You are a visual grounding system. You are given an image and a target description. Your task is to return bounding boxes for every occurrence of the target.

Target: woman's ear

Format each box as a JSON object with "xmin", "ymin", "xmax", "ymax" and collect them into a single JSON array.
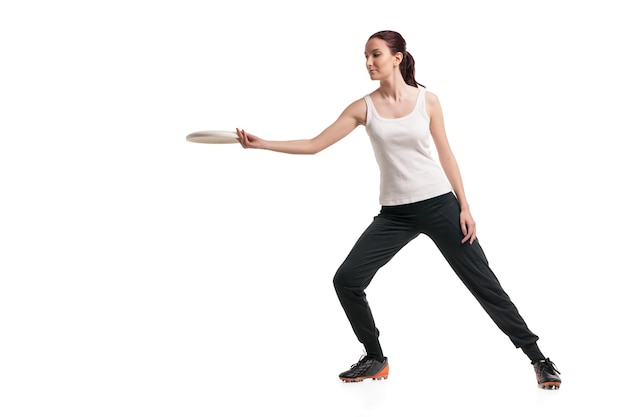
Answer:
[{"xmin": 394, "ymin": 52, "xmax": 403, "ymax": 66}]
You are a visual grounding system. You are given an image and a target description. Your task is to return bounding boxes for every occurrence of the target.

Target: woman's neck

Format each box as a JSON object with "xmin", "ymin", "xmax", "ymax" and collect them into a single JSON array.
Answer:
[{"xmin": 378, "ymin": 78, "xmax": 413, "ymax": 101}]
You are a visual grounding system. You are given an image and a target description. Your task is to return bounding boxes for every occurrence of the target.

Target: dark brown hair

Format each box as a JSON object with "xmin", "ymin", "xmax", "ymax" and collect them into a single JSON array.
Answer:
[{"xmin": 369, "ymin": 30, "xmax": 426, "ymax": 88}]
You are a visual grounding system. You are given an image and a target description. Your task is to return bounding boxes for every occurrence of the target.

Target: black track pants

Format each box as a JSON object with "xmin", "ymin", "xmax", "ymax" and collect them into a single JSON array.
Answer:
[{"xmin": 333, "ymin": 192, "xmax": 539, "ymax": 358}]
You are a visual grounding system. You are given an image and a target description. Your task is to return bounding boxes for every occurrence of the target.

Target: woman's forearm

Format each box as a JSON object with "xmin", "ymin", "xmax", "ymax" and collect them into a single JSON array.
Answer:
[
  {"xmin": 440, "ymin": 155, "xmax": 470, "ymax": 210},
  {"xmin": 261, "ymin": 139, "xmax": 319, "ymax": 155}
]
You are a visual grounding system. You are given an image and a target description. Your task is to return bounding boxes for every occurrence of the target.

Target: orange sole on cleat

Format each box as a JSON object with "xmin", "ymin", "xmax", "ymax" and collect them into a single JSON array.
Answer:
[
  {"xmin": 538, "ymin": 381, "xmax": 561, "ymax": 390},
  {"xmin": 339, "ymin": 364, "xmax": 389, "ymax": 383}
]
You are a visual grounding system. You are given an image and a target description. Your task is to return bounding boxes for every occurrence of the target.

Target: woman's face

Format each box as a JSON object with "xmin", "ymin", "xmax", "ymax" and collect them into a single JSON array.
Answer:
[{"xmin": 364, "ymin": 38, "xmax": 401, "ymax": 81}]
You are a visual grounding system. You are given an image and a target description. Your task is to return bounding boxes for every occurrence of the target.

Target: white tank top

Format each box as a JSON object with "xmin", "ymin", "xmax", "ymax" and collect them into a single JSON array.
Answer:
[{"xmin": 364, "ymin": 89, "xmax": 452, "ymax": 206}]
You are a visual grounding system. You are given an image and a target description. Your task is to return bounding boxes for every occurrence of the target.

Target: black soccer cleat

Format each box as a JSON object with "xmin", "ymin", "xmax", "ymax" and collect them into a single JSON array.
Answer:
[
  {"xmin": 339, "ymin": 355, "xmax": 389, "ymax": 382},
  {"xmin": 533, "ymin": 358, "xmax": 561, "ymax": 390}
]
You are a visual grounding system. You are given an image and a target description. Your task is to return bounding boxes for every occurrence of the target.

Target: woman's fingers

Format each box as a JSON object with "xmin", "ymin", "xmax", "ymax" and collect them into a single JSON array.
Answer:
[
  {"xmin": 460, "ymin": 213, "xmax": 476, "ymax": 245},
  {"xmin": 235, "ymin": 128, "xmax": 248, "ymax": 148},
  {"xmin": 461, "ymin": 223, "xmax": 476, "ymax": 245}
]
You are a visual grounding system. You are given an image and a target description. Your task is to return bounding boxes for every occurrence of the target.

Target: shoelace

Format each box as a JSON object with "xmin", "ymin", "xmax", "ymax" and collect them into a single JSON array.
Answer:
[
  {"xmin": 539, "ymin": 358, "xmax": 560, "ymax": 375},
  {"xmin": 350, "ymin": 355, "xmax": 374, "ymax": 373}
]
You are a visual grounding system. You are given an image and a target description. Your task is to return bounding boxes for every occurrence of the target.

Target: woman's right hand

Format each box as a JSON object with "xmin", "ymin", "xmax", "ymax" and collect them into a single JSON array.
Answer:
[{"xmin": 235, "ymin": 128, "xmax": 265, "ymax": 149}]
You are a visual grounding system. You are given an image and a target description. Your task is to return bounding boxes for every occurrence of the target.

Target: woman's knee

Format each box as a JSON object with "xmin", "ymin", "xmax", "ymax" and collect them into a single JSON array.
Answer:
[
  {"xmin": 333, "ymin": 266, "xmax": 349, "ymax": 291},
  {"xmin": 333, "ymin": 265, "xmax": 368, "ymax": 293}
]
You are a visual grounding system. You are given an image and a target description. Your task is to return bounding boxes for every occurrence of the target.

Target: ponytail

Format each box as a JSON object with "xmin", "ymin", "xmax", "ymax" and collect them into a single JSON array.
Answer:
[{"xmin": 401, "ymin": 51, "xmax": 426, "ymax": 88}]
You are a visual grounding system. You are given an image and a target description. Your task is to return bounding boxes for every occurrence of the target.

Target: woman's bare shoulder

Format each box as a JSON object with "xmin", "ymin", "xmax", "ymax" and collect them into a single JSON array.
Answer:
[
  {"xmin": 424, "ymin": 89, "xmax": 443, "ymax": 117},
  {"xmin": 424, "ymin": 89, "xmax": 440, "ymax": 103},
  {"xmin": 342, "ymin": 96, "xmax": 368, "ymax": 125}
]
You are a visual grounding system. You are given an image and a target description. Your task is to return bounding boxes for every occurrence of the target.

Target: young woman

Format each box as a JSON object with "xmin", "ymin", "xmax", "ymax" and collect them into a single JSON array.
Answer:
[{"xmin": 235, "ymin": 30, "xmax": 561, "ymax": 390}]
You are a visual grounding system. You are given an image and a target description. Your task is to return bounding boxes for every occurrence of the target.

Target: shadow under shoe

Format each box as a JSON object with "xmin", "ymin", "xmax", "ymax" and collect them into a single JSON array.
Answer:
[
  {"xmin": 339, "ymin": 356, "xmax": 389, "ymax": 383},
  {"xmin": 533, "ymin": 358, "xmax": 561, "ymax": 390}
]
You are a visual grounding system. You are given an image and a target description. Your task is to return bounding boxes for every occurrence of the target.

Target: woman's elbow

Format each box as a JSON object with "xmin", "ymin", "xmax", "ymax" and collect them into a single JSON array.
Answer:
[{"xmin": 307, "ymin": 138, "xmax": 326, "ymax": 155}]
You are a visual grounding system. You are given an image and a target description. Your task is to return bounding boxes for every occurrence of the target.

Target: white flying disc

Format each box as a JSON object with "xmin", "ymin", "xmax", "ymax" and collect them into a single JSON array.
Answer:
[{"xmin": 186, "ymin": 130, "xmax": 239, "ymax": 144}]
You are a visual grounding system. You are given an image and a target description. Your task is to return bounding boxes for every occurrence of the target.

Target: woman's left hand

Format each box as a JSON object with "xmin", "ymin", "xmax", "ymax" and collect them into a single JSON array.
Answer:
[{"xmin": 460, "ymin": 209, "xmax": 477, "ymax": 245}]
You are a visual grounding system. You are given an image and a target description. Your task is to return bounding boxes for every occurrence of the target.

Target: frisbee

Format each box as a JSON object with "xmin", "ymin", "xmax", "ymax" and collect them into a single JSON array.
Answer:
[{"xmin": 186, "ymin": 130, "xmax": 239, "ymax": 144}]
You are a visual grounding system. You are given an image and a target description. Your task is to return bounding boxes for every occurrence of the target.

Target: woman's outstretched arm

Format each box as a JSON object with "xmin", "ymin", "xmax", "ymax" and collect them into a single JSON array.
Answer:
[{"xmin": 235, "ymin": 98, "xmax": 366, "ymax": 155}]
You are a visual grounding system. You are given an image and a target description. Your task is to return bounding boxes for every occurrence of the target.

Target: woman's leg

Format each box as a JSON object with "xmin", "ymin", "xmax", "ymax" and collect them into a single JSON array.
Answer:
[
  {"xmin": 421, "ymin": 193, "xmax": 541, "ymax": 351},
  {"xmin": 333, "ymin": 212, "xmax": 419, "ymax": 359}
]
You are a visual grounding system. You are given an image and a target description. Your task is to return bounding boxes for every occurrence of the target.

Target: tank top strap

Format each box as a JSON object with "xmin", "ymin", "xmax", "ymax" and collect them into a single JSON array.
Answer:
[
  {"xmin": 363, "ymin": 94, "xmax": 374, "ymax": 122},
  {"xmin": 363, "ymin": 94, "xmax": 374, "ymax": 109},
  {"xmin": 416, "ymin": 88, "xmax": 428, "ymax": 119}
]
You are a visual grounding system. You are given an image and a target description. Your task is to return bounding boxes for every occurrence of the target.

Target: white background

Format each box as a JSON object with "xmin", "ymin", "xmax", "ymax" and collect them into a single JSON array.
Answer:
[{"xmin": 1, "ymin": 1, "xmax": 625, "ymax": 416}]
